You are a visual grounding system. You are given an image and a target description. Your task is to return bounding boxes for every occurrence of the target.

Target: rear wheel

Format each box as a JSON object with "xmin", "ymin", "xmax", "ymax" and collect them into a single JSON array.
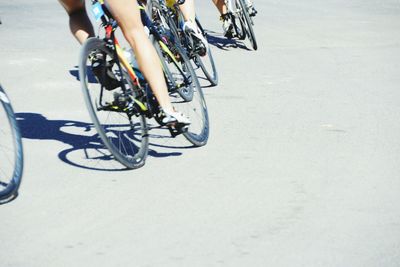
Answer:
[
  {"xmin": 148, "ymin": 1, "xmax": 218, "ymax": 87},
  {"xmin": 231, "ymin": 11, "xmax": 246, "ymax": 40},
  {"xmin": 152, "ymin": 37, "xmax": 209, "ymax": 146},
  {"xmin": 0, "ymin": 85, "xmax": 23, "ymax": 200},
  {"xmin": 236, "ymin": 0, "xmax": 258, "ymax": 50},
  {"xmin": 194, "ymin": 16, "xmax": 218, "ymax": 86},
  {"xmin": 149, "ymin": 0, "xmax": 194, "ymax": 101},
  {"xmin": 79, "ymin": 38, "xmax": 149, "ymax": 169}
]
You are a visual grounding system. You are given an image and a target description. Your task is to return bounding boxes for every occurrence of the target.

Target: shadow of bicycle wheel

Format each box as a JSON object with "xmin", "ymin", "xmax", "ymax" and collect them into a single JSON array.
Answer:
[
  {"xmin": 203, "ymin": 30, "xmax": 250, "ymax": 51},
  {"xmin": 16, "ymin": 112, "xmax": 190, "ymax": 172}
]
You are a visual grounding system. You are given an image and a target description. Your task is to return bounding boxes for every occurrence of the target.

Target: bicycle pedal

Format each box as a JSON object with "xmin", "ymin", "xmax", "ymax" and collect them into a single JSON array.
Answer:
[
  {"xmin": 90, "ymin": 54, "xmax": 120, "ymax": 91},
  {"xmin": 193, "ymin": 41, "xmax": 207, "ymax": 57},
  {"xmin": 167, "ymin": 123, "xmax": 188, "ymax": 138},
  {"xmin": 249, "ymin": 7, "xmax": 258, "ymax": 17},
  {"xmin": 224, "ymin": 30, "xmax": 234, "ymax": 39},
  {"xmin": 189, "ymin": 33, "xmax": 207, "ymax": 57}
]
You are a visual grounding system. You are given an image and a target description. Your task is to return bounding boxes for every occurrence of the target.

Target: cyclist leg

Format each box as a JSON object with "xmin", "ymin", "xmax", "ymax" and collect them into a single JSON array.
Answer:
[
  {"xmin": 59, "ymin": 0, "xmax": 94, "ymax": 44},
  {"xmin": 106, "ymin": 0, "xmax": 189, "ymax": 124},
  {"xmin": 59, "ymin": 1, "xmax": 120, "ymax": 90},
  {"xmin": 180, "ymin": 0, "xmax": 208, "ymax": 50},
  {"xmin": 212, "ymin": 0, "xmax": 227, "ymax": 15},
  {"xmin": 180, "ymin": 0, "xmax": 195, "ymax": 22},
  {"xmin": 212, "ymin": 0, "xmax": 233, "ymax": 38}
]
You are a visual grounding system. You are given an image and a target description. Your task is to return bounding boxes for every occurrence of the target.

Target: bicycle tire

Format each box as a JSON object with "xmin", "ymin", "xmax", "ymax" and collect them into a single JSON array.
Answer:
[
  {"xmin": 194, "ymin": 16, "xmax": 219, "ymax": 86},
  {"xmin": 152, "ymin": 34, "xmax": 209, "ymax": 146},
  {"xmin": 79, "ymin": 38, "xmax": 149, "ymax": 169},
  {"xmin": 237, "ymin": 0, "xmax": 258, "ymax": 50},
  {"xmin": 147, "ymin": 0, "xmax": 193, "ymax": 102},
  {"xmin": 230, "ymin": 7, "xmax": 246, "ymax": 40},
  {"xmin": 148, "ymin": 1, "xmax": 218, "ymax": 87},
  {"xmin": 0, "ymin": 85, "xmax": 23, "ymax": 200}
]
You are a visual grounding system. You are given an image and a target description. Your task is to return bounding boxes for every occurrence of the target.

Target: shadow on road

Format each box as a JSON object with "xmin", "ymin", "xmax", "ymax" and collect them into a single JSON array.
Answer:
[
  {"xmin": 16, "ymin": 112, "xmax": 187, "ymax": 171},
  {"xmin": 205, "ymin": 30, "xmax": 250, "ymax": 51}
]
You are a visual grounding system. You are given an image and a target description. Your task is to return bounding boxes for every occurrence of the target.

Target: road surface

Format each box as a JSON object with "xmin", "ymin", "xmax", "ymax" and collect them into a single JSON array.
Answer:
[{"xmin": 1, "ymin": 1, "xmax": 400, "ymax": 266}]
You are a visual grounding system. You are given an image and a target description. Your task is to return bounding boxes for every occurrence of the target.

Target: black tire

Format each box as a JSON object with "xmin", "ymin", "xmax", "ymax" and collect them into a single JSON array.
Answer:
[
  {"xmin": 147, "ymin": 0, "xmax": 192, "ymax": 102},
  {"xmin": 194, "ymin": 16, "xmax": 219, "ymax": 86},
  {"xmin": 0, "ymin": 85, "xmax": 23, "ymax": 200},
  {"xmin": 236, "ymin": 0, "xmax": 258, "ymax": 50},
  {"xmin": 79, "ymin": 38, "xmax": 149, "ymax": 169},
  {"xmin": 148, "ymin": 1, "xmax": 218, "ymax": 87},
  {"xmin": 231, "ymin": 10, "xmax": 246, "ymax": 40},
  {"xmin": 152, "ymin": 34, "xmax": 209, "ymax": 146},
  {"xmin": 149, "ymin": 0, "xmax": 195, "ymax": 102}
]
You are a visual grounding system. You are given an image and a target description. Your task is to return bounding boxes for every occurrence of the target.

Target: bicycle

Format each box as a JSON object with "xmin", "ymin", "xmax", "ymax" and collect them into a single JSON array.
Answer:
[
  {"xmin": 79, "ymin": 0, "xmax": 209, "ymax": 169},
  {"xmin": 223, "ymin": 0, "xmax": 257, "ymax": 50},
  {"xmin": 0, "ymin": 84, "xmax": 24, "ymax": 200},
  {"xmin": 147, "ymin": 0, "xmax": 219, "ymax": 86}
]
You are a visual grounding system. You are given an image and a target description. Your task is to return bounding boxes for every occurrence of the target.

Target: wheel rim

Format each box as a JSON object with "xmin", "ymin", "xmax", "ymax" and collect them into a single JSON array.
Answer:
[
  {"xmin": 237, "ymin": 0, "xmax": 258, "ymax": 50},
  {"xmin": 154, "ymin": 38, "xmax": 209, "ymax": 146},
  {"xmin": 80, "ymin": 39, "xmax": 149, "ymax": 169},
  {"xmin": 194, "ymin": 18, "xmax": 218, "ymax": 86},
  {"xmin": 0, "ymin": 86, "xmax": 23, "ymax": 198}
]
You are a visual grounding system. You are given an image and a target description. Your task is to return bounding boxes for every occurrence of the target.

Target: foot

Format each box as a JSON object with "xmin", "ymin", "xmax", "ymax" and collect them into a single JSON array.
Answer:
[
  {"xmin": 248, "ymin": 5, "xmax": 258, "ymax": 17},
  {"xmin": 162, "ymin": 109, "xmax": 191, "ymax": 126},
  {"xmin": 90, "ymin": 52, "xmax": 120, "ymax": 91},
  {"xmin": 220, "ymin": 14, "xmax": 234, "ymax": 39},
  {"xmin": 183, "ymin": 20, "xmax": 208, "ymax": 56}
]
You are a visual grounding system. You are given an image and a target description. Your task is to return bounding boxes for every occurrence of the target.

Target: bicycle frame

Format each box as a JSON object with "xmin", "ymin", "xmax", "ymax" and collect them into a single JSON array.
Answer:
[
  {"xmin": 91, "ymin": 0, "xmax": 188, "ymax": 95},
  {"xmin": 150, "ymin": 1, "xmax": 199, "ymax": 58},
  {"xmin": 92, "ymin": 0, "xmax": 142, "ymax": 89},
  {"xmin": 81, "ymin": 0, "xmax": 209, "ymax": 164}
]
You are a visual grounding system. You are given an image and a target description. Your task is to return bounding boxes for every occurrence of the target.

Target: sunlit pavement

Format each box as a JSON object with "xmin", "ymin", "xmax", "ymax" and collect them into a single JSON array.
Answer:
[{"xmin": 1, "ymin": 1, "xmax": 400, "ymax": 266}]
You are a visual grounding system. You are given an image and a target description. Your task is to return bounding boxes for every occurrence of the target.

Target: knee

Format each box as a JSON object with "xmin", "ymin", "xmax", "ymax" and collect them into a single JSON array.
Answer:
[{"xmin": 123, "ymin": 27, "xmax": 148, "ymax": 46}]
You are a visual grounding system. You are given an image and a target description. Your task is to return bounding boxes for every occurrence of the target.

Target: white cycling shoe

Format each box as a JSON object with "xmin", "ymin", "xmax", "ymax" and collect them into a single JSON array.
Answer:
[
  {"xmin": 183, "ymin": 20, "xmax": 208, "ymax": 52},
  {"xmin": 162, "ymin": 109, "xmax": 191, "ymax": 126}
]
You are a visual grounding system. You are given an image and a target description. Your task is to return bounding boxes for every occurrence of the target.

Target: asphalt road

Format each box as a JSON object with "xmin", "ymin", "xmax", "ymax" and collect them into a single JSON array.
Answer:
[{"xmin": 1, "ymin": 1, "xmax": 400, "ymax": 266}]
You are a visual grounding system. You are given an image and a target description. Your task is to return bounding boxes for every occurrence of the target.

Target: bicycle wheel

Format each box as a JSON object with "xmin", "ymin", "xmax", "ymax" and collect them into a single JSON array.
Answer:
[
  {"xmin": 148, "ymin": 1, "xmax": 218, "ymax": 87},
  {"xmin": 236, "ymin": 0, "xmax": 258, "ymax": 50},
  {"xmin": 152, "ymin": 36, "xmax": 209, "ymax": 146},
  {"xmin": 230, "ymin": 9, "xmax": 246, "ymax": 40},
  {"xmin": 79, "ymin": 38, "xmax": 149, "ymax": 169},
  {"xmin": 0, "ymin": 85, "xmax": 23, "ymax": 200},
  {"xmin": 148, "ymin": 0, "xmax": 193, "ymax": 102},
  {"xmin": 194, "ymin": 16, "xmax": 218, "ymax": 86}
]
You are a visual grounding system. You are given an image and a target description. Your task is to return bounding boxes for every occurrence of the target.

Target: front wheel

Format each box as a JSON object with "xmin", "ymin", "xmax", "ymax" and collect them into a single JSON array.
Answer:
[
  {"xmin": 79, "ymin": 38, "xmax": 149, "ymax": 169},
  {"xmin": 153, "ymin": 37, "xmax": 209, "ymax": 146},
  {"xmin": 0, "ymin": 85, "xmax": 23, "ymax": 200}
]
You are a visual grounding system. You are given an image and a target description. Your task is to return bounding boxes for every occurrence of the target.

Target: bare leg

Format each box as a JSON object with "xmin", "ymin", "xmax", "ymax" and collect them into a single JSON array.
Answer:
[
  {"xmin": 180, "ymin": 0, "xmax": 196, "ymax": 22},
  {"xmin": 106, "ymin": 0, "xmax": 174, "ymax": 112},
  {"xmin": 59, "ymin": 0, "xmax": 94, "ymax": 44},
  {"xmin": 178, "ymin": 0, "xmax": 208, "ymax": 56},
  {"xmin": 212, "ymin": 0, "xmax": 227, "ymax": 15}
]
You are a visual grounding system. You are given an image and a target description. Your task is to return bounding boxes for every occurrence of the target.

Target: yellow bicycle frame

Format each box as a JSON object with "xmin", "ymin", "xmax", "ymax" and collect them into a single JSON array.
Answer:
[{"xmin": 110, "ymin": 1, "xmax": 183, "ymax": 104}]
